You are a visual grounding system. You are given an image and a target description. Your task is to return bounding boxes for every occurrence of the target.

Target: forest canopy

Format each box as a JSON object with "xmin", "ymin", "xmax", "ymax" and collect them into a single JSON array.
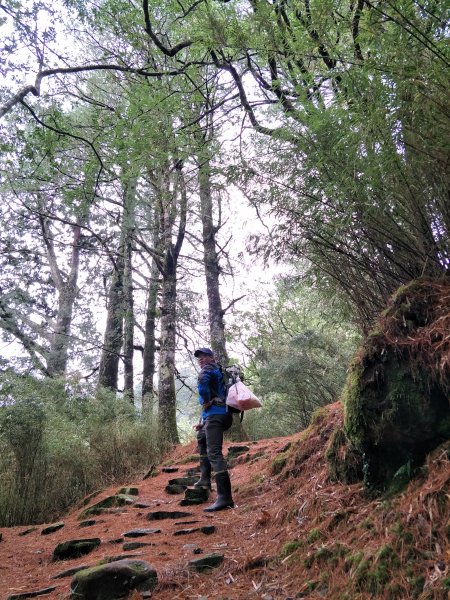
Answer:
[{"xmin": 0, "ymin": 0, "xmax": 448, "ymax": 442}]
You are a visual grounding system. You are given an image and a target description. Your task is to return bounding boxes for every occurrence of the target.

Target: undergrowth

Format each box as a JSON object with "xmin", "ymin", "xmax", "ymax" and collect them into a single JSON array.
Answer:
[{"xmin": 0, "ymin": 372, "xmax": 164, "ymax": 526}]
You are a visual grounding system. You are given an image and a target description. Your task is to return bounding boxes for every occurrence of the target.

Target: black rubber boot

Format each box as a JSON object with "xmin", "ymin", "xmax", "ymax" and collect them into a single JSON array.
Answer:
[
  {"xmin": 194, "ymin": 457, "xmax": 212, "ymax": 490},
  {"xmin": 204, "ymin": 471, "xmax": 234, "ymax": 512}
]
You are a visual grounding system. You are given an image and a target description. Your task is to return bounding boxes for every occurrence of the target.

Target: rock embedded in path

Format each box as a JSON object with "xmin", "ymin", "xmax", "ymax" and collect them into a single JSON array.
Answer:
[
  {"xmin": 79, "ymin": 495, "xmax": 135, "ymax": 518},
  {"xmin": 70, "ymin": 558, "xmax": 157, "ymax": 599},
  {"xmin": 79, "ymin": 520, "xmax": 97, "ymax": 528},
  {"xmin": 227, "ymin": 445, "xmax": 250, "ymax": 458},
  {"xmin": 53, "ymin": 538, "xmax": 101, "ymax": 560},
  {"xmin": 188, "ymin": 553, "xmax": 224, "ymax": 572},
  {"xmin": 7, "ymin": 586, "xmax": 57, "ymax": 599},
  {"xmin": 161, "ymin": 467, "xmax": 179, "ymax": 473},
  {"xmin": 180, "ymin": 487, "xmax": 209, "ymax": 506},
  {"xmin": 41, "ymin": 522, "xmax": 64, "ymax": 535},
  {"xmin": 122, "ymin": 541, "xmax": 155, "ymax": 551},
  {"xmin": 146, "ymin": 510, "xmax": 192, "ymax": 520},
  {"xmin": 53, "ymin": 565, "xmax": 90, "ymax": 579},
  {"xmin": 165, "ymin": 483, "xmax": 186, "ymax": 495},
  {"xmin": 168, "ymin": 476, "xmax": 198, "ymax": 487},
  {"xmin": 174, "ymin": 525, "xmax": 215, "ymax": 536},
  {"xmin": 122, "ymin": 528, "xmax": 161, "ymax": 538},
  {"xmin": 18, "ymin": 527, "xmax": 37, "ymax": 536},
  {"xmin": 116, "ymin": 487, "xmax": 138, "ymax": 496}
]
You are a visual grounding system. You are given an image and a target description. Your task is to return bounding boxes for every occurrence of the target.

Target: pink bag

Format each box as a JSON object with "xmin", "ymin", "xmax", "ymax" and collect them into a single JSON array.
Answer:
[{"xmin": 226, "ymin": 380, "xmax": 262, "ymax": 412}]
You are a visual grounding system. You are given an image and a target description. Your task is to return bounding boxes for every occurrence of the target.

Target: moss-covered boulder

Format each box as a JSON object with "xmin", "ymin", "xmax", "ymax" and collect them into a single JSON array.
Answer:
[
  {"xmin": 70, "ymin": 559, "xmax": 157, "ymax": 599},
  {"xmin": 337, "ymin": 279, "xmax": 450, "ymax": 492},
  {"xmin": 53, "ymin": 538, "xmax": 101, "ymax": 560}
]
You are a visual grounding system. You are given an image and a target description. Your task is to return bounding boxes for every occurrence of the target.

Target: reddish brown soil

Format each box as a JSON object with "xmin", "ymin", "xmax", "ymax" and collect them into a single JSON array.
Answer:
[{"xmin": 1, "ymin": 402, "xmax": 449, "ymax": 600}]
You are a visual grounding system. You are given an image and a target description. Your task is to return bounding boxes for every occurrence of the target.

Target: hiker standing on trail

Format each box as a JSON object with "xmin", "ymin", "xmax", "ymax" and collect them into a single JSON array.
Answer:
[{"xmin": 193, "ymin": 347, "xmax": 234, "ymax": 511}]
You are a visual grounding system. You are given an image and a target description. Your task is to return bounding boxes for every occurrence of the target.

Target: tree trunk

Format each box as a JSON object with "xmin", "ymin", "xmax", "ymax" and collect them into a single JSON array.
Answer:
[
  {"xmin": 156, "ymin": 162, "xmax": 187, "ymax": 445},
  {"xmin": 142, "ymin": 257, "xmax": 160, "ymax": 411},
  {"xmin": 198, "ymin": 155, "xmax": 228, "ymax": 366},
  {"xmin": 123, "ymin": 236, "xmax": 134, "ymax": 402},
  {"xmin": 98, "ymin": 177, "xmax": 136, "ymax": 392},
  {"xmin": 197, "ymin": 143, "xmax": 248, "ymax": 441},
  {"xmin": 41, "ymin": 218, "xmax": 82, "ymax": 377}
]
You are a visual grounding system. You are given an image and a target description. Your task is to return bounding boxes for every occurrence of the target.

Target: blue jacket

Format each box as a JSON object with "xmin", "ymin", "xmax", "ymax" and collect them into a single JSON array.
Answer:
[{"xmin": 198, "ymin": 362, "xmax": 228, "ymax": 419}]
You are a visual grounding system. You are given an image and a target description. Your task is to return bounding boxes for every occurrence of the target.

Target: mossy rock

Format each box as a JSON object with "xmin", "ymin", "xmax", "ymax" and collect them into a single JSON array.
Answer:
[
  {"xmin": 70, "ymin": 558, "xmax": 157, "ymax": 599},
  {"xmin": 116, "ymin": 487, "xmax": 138, "ymax": 496},
  {"xmin": 79, "ymin": 495, "xmax": 135, "ymax": 519},
  {"xmin": 53, "ymin": 538, "xmax": 101, "ymax": 560},
  {"xmin": 342, "ymin": 280, "xmax": 450, "ymax": 492},
  {"xmin": 188, "ymin": 553, "xmax": 224, "ymax": 572},
  {"xmin": 42, "ymin": 522, "xmax": 65, "ymax": 535},
  {"xmin": 168, "ymin": 476, "xmax": 197, "ymax": 487},
  {"xmin": 326, "ymin": 428, "xmax": 363, "ymax": 484}
]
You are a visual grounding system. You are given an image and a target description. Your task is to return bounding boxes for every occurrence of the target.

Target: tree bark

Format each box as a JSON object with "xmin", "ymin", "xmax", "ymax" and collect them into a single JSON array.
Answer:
[
  {"xmin": 157, "ymin": 163, "xmax": 187, "ymax": 445},
  {"xmin": 123, "ymin": 236, "xmax": 134, "ymax": 402},
  {"xmin": 142, "ymin": 257, "xmax": 161, "ymax": 411},
  {"xmin": 40, "ymin": 217, "xmax": 82, "ymax": 377},
  {"xmin": 197, "ymin": 135, "xmax": 248, "ymax": 441},
  {"xmin": 98, "ymin": 177, "xmax": 136, "ymax": 392}
]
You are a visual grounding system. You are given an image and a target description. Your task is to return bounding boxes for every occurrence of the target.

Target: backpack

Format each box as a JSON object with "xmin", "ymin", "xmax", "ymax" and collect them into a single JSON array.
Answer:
[{"xmin": 223, "ymin": 365, "xmax": 262, "ymax": 418}]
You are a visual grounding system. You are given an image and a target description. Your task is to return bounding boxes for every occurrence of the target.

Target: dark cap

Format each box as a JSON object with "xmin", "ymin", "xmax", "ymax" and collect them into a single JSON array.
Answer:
[{"xmin": 194, "ymin": 347, "xmax": 214, "ymax": 357}]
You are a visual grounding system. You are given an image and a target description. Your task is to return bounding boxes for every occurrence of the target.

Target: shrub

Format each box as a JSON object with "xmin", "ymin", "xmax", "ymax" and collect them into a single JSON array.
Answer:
[{"xmin": 0, "ymin": 373, "xmax": 163, "ymax": 526}]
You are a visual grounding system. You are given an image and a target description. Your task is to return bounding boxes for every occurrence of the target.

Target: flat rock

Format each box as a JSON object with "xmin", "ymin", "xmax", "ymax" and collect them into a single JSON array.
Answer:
[
  {"xmin": 79, "ymin": 520, "xmax": 97, "ymax": 528},
  {"xmin": 53, "ymin": 565, "xmax": 90, "ymax": 579},
  {"xmin": 116, "ymin": 487, "xmax": 139, "ymax": 496},
  {"xmin": 79, "ymin": 495, "xmax": 135, "ymax": 518},
  {"xmin": 227, "ymin": 445, "xmax": 250, "ymax": 457},
  {"xmin": 53, "ymin": 538, "xmax": 101, "ymax": 560},
  {"xmin": 41, "ymin": 522, "xmax": 64, "ymax": 535},
  {"xmin": 188, "ymin": 553, "xmax": 224, "ymax": 572},
  {"xmin": 161, "ymin": 467, "xmax": 179, "ymax": 473},
  {"xmin": 122, "ymin": 542, "xmax": 155, "ymax": 551},
  {"xmin": 18, "ymin": 527, "xmax": 37, "ymax": 536},
  {"xmin": 70, "ymin": 558, "xmax": 157, "ymax": 599},
  {"xmin": 168, "ymin": 476, "xmax": 197, "ymax": 486},
  {"xmin": 185, "ymin": 487, "xmax": 209, "ymax": 501},
  {"xmin": 122, "ymin": 528, "xmax": 161, "ymax": 538},
  {"xmin": 174, "ymin": 525, "xmax": 215, "ymax": 536},
  {"xmin": 165, "ymin": 483, "xmax": 186, "ymax": 494},
  {"xmin": 7, "ymin": 587, "xmax": 56, "ymax": 599},
  {"xmin": 146, "ymin": 510, "xmax": 192, "ymax": 520}
]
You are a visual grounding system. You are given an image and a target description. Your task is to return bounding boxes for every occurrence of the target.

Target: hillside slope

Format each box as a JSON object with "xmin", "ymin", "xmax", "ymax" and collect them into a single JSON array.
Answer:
[{"xmin": 1, "ymin": 402, "xmax": 449, "ymax": 600}]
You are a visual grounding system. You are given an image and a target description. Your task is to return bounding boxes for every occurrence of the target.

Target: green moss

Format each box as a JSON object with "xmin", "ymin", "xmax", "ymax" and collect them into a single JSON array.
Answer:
[
  {"xmin": 361, "ymin": 518, "xmax": 374, "ymax": 530},
  {"xmin": 409, "ymin": 575, "xmax": 425, "ymax": 597},
  {"xmin": 353, "ymin": 545, "xmax": 399, "ymax": 594},
  {"xmin": 326, "ymin": 428, "xmax": 363, "ymax": 484},
  {"xmin": 278, "ymin": 540, "xmax": 302, "ymax": 559},
  {"xmin": 176, "ymin": 454, "xmax": 200, "ymax": 464},
  {"xmin": 307, "ymin": 528, "xmax": 321, "ymax": 543},
  {"xmin": 303, "ymin": 543, "xmax": 348, "ymax": 569},
  {"xmin": 391, "ymin": 522, "xmax": 414, "ymax": 544},
  {"xmin": 442, "ymin": 576, "xmax": 450, "ymax": 590},
  {"xmin": 344, "ymin": 551, "xmax": 364, "ymax": 572},
  {"xmin": 270, "ymin": 452, "xmax": 288, "ymax": 475},
  {"xmin": 376, "ymin": 544, "xmax": 399, "ymax": 567},
  {"xmin": 250, "ymin": 473, "xmax": 266, "ymax": 485}
]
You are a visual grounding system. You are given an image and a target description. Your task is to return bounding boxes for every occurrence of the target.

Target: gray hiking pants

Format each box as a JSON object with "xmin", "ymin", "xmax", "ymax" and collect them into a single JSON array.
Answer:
[{"xmin": 197, "ymin": 412, "xmax": 233, "ymax": 474}]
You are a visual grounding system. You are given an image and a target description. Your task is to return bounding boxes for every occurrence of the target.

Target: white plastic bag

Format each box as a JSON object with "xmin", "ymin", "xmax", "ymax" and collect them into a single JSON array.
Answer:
[{"xmin": 226, "ymin": 380, "xmax": 262, "ymax": 411}]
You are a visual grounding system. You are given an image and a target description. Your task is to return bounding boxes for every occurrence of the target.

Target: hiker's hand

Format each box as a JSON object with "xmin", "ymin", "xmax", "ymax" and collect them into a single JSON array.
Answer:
[{"xmin": 193, "ymin": 424, "xmax": 202, "ymax": 431}]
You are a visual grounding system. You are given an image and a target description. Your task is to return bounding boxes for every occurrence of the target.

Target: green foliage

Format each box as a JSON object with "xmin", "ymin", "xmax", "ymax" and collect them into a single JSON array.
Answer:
[
  {"xmin": 240, "ymin": 276, "xmax": 359, "ymax": 439},
  {"xmin": 269, "ymin": 451, "xmax": 288, "ymax": 475},
  {"xmin": 0, "ymin": 373, "xmax": 162, "ymax": 526}
]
